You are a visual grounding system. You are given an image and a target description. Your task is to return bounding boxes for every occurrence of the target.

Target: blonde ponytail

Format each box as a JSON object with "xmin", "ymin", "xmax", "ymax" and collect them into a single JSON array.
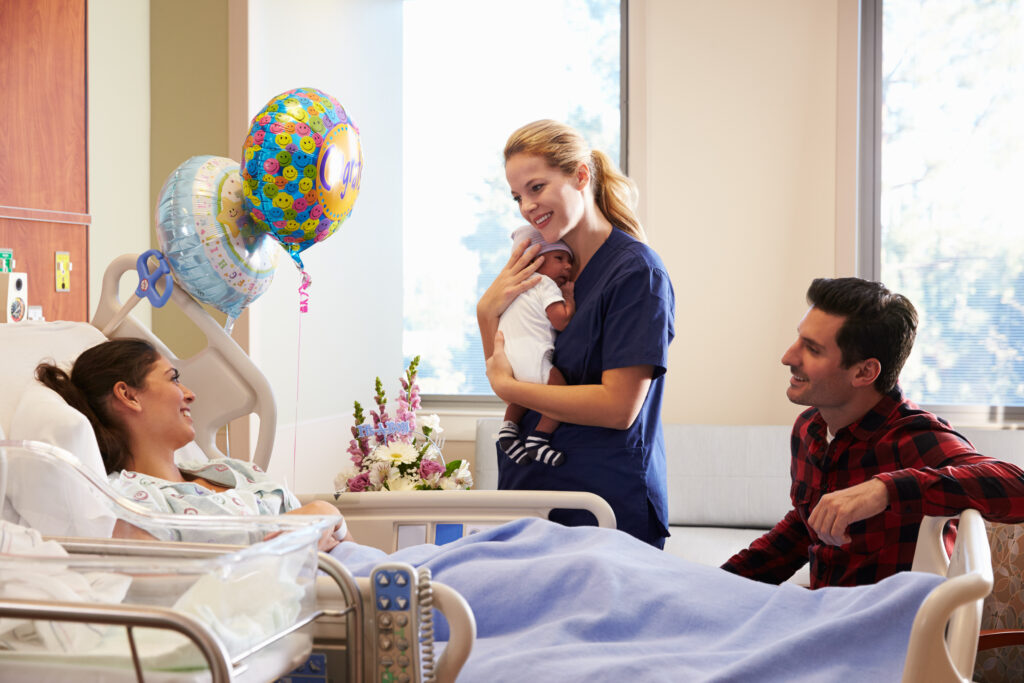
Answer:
[
  {"xmin": 505, "ymin": 120, "xmax": 645, "ymax": 241},
  {"xmin": 590, "ymin": 149, "xmax": 645, "ymax": 241}
]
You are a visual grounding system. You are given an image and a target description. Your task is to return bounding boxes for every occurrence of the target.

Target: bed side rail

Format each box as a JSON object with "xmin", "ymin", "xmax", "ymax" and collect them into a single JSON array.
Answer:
[
  {"xmin": 0, "ymin": 598, "xmax": 234, "ymax": 683},
  {"xmin": 902, "ymin": 508, "xmax": 993, "ymax": 683},
  {"xmin": 305, "ymin": 489, "xmax": 617, "ymax": 553}
]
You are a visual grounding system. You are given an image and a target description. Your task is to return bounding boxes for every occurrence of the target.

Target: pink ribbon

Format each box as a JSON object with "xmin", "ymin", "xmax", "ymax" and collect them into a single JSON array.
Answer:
[{"xmin": 298, "ymin": 270, "xmax": 312, "ymax": 313}]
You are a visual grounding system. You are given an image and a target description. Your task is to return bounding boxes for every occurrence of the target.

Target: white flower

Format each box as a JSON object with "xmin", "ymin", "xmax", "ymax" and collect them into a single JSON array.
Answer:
[
  {"xmin": 368, "ymin": 461, "xmax": 393, "ymax": 488},
  {"xmin": 386, "ymin": 476, "xmax": 418, "ymax": 492},
  {"xmin": 449, "ymin": 460, "xmax": 473, "ymax": 489},
  {"xmin": 370, "ymin": 442, "xmax": 419, "ymax": 467},
  {"xmin": 419, "ymin": 413, "xmax": 443, "ymax": 435}
]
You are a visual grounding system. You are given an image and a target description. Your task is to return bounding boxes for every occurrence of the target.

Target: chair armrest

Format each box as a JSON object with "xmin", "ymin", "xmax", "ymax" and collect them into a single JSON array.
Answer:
[{"xmin": 978, "ymin": 629, "xmax": 1024, "ymax": 652}]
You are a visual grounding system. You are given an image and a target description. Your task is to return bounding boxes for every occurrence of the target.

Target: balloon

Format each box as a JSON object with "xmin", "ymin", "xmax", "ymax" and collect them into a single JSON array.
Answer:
[
  {"xmin": 155, "ymin": 155, "xmax": 280, "ymax": 333},
  {"xmin": 240, "ymin": 87, "xmax": 363, "ymax": 270}
]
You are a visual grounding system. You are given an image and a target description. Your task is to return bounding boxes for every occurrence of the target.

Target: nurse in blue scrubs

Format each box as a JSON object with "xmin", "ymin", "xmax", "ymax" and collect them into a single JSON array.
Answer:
[{"xmin": 478, "ymin": 120, "xmax": 675, "ymax": 548}]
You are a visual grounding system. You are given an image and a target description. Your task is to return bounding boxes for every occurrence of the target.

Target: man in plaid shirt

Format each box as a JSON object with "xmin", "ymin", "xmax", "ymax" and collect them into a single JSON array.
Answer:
[{"xmin": 722, "ymin": 277, "xmax": 1024, "ymax": 588}]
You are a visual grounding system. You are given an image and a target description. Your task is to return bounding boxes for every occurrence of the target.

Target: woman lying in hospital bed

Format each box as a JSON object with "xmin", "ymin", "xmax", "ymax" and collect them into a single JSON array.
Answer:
[
  {"xmin": 35, "ymin": 337, "xmax": 351, "ymax": 549},
  {"xmin": 25, "ymin": 335, "xmax": 986, "ymax": 682}
]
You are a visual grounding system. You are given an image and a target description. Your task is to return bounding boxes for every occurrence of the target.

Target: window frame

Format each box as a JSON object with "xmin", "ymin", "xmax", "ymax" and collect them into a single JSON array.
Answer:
[
  {"xmin": 857, "ymin": 0, "xmax": 1024, "ymax": 426},
  {"xmin": 415, "ymin": 0, "xmax": 631, "ymax": 404}
]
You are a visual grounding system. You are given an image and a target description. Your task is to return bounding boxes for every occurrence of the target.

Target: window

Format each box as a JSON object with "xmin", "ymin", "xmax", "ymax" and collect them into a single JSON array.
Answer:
[
  {"xmin": 864, "ymin": 0, "xmax": 1024, "ymax": 414},
  {"xmin": 402, "ymin": 0, "xmax": 623, "ymax": 396}
]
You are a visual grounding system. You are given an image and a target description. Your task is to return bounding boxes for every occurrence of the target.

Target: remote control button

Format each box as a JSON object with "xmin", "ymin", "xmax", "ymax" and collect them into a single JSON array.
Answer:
[
  {"xmin": 398, "ymin": 655, "xmax": 410, "ymax": 667},
  {"xmin": 379, "ymin": 635, "xmax": 393, "ymax": 651},
  {"xmin": 377, "ymin": 596, "xmax": 391, "ymax": 609},
  {"xmin": 380, "ymin": 656, "xmax": 394, "ymax": 667},
  {"xmin": 377, "ymin": 573, "xmax": 391, "ymax": 586},
  {"xmin": 377, "ymin": 613, "xmax": 393, "ymax": 629},
  {"xmin": 396, "ymin": 614, "xmax": 408, "ymax": 627},
  {"xmin": 397, "ymin": 638, "xmax": 409, "ymax": 652},
  {"xmin": 395, "ymin": 572, "xmax": 408, "ymax": 586},
  {"xmin": 397, "ymin": 674, "xmax": 411, "ymax": 683},
  {"xmin": 396, "ymin": 597, "xmax": 408, "ymax": 609}
]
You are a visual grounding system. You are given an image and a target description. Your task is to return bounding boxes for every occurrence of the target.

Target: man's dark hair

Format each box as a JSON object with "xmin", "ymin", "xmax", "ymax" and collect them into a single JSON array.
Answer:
[{"xmin": 806, "ymin": 277, "xmax": 918, "ymax": 394}]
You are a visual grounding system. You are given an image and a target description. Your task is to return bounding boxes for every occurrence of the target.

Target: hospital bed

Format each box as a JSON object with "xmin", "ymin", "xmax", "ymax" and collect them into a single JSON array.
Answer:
[
  {"xmin": 0, "ymin": 253, "xmax": 1001, "ymax": 680},
  {"xmin": 0, "ymin": 254, "xmax": 609, "ymax": 681},
  {"xmin": 0, "ymin": 439, "xmax": 475, "ymax": 683}
]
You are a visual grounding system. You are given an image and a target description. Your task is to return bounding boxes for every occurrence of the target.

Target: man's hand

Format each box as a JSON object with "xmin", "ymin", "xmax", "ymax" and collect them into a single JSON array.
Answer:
[{"xmin": 808, "ymin": 478, "xmax": 890, "ymax": 546}]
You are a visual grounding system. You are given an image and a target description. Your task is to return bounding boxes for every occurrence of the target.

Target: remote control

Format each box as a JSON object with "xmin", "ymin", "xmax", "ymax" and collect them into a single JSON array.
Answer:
[{"xmin": 369, "ymin": 563, "xmax": 421, "ymax": 683}]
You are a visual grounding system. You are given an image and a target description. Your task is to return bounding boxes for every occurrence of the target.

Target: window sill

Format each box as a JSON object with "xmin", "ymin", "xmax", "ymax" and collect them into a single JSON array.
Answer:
[{"xmin": 420, "ymin": 397, "xmax": 505, "ymax": 441}]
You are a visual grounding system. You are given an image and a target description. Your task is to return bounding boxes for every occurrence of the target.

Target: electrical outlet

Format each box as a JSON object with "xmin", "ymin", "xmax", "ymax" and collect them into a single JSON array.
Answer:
[{"xmin": 55, "ymin": 251, "xmax": 72, "ymax": 292}]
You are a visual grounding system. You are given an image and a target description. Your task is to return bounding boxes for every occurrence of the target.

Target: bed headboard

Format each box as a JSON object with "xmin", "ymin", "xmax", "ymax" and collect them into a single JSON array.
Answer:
[
  {"xmin": 0, "ymin": 254, "xmax": 277, "ymax": 470},
  {"xmin": 90, "ymin": 254, "xmax": 277, "ymax": 468}
]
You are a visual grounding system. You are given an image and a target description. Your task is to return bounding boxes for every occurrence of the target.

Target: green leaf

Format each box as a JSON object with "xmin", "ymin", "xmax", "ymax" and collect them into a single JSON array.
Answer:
[{"xmin": 444, "ymin": 459, "xmax": 464, "ymax": 477}]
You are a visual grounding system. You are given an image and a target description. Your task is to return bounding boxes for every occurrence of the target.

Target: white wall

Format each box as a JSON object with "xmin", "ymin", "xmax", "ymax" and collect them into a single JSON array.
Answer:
[
  {"xmin": 632, "ymin": 0, "xmax": 850, "ymax": 426},
  {"xmin": 87, "ymin": 0, "xmax": 152, "ymax": 325},
  {"xmin": 245, "ymin": 0, "xmax": 404, "ymax": 492}
]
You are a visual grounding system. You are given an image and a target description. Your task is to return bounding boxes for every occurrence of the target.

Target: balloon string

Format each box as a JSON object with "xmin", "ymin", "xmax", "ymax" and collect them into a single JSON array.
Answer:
[
  {"xmin": 292, "ymin": 291, "xmax": 303, "ymax": 490},
  {"xmin": 298, "ymin": 270, "xmax": 312, "ymax": 313}
]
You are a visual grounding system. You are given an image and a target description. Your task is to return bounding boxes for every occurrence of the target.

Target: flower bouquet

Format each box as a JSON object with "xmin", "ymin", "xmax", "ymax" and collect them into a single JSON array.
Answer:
[{"xmin": 334, "ymin": 356, "xmax": 473, "ymax": 493}]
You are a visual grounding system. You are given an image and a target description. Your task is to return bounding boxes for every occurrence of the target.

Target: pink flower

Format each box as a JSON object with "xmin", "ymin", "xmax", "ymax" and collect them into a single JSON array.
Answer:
[
  {"xmin": 348, "ymin": 472, "xmax": 371, "ymax": 492},
  {"xmin": 419, "ymin": 459, "xmax": 444, "ymax": 480}
]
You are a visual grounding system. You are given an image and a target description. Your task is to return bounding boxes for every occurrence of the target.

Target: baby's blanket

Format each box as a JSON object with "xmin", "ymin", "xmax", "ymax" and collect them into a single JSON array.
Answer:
[
  {"xmin": 0, "ymin": 520, "xmax": 304, "ymax": 672},
  {"xmin": 333, "ymin": 517, "xmax": 946, "ymax": 682}
]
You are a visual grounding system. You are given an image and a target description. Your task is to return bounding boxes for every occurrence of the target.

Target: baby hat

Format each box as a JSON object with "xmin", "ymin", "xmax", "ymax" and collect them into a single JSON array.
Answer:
[{"xmin": 511, "ymin": 225, "xmax": 573, "ymax": 260}]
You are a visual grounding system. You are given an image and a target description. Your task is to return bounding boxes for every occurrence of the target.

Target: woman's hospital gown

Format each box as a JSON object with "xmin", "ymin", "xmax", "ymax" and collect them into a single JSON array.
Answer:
[{"xmin": 496, "ymin": 228, "xmax": 675, "ymax": 547}]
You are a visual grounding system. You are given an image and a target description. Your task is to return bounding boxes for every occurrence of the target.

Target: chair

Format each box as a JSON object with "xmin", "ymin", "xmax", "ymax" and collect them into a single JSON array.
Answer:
[{"xmin": 973, "ymin": 521, "xmax": 1024, "ymax": 682}]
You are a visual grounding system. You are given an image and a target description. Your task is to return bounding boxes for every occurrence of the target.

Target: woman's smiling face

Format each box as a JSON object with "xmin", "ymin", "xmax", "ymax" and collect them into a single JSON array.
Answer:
[
  {"xmin": 506, "ymin": 153, "xmax": 586, "ymax": 244},
  {"xmin": 135, "ymin": 355, "xmax": 196, "ymax": 449}
]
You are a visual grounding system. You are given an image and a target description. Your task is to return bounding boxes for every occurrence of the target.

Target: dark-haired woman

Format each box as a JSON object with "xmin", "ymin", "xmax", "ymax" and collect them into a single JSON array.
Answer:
[{"xmin": 36, "ymin": 338, "xmax": 349, "ymax": 548}]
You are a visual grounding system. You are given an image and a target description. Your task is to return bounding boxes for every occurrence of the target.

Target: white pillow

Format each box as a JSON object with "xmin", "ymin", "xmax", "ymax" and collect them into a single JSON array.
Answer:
[
  {"xmin": 0, "ymin": 321, "xmax": 108, "ymax": 436},
  {"xmin": 6, "ymin": 382, "xmax": 116, "ymax": 537}
]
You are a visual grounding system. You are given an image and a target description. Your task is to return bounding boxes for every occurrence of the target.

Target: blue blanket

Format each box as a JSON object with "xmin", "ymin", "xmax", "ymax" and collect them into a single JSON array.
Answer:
[{"xmin": 332, "ymin": 518, "xmax": 944, "ymax": 682}]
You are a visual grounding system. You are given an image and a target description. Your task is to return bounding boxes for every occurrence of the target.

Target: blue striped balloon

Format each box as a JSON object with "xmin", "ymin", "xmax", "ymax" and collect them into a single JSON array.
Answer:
[{"xmin": 155, "ymin": 155, "xmax": 280, "ymax": 333}]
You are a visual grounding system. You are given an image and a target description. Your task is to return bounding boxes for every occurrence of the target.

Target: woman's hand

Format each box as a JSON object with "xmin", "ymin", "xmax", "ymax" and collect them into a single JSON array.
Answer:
[
  {"xmin": 285, "ymin": 500, "xmax": 354, "ymax": 551},
  {"xmin": 486, "ymin": 331, "xmax": 517, "ymax": 401},
  {"xmin": 478, "ymin": 240, "xmax": 543, "ymax": 359}
]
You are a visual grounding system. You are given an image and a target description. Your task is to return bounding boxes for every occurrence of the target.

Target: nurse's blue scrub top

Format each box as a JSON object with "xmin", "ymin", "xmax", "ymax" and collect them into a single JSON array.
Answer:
[{"xmin": 497, "ymin": 228, "xmax": 675, "ymax": 547}]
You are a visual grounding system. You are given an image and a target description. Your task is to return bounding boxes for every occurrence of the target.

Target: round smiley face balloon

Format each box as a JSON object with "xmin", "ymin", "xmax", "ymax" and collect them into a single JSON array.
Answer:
[
  {"xmin": 241, "ymin": 87, "xmax": 363, "ymax": 270},
  {"xmin": 155, "ymin": 155, "xmax": 280, "ymax": 334}
]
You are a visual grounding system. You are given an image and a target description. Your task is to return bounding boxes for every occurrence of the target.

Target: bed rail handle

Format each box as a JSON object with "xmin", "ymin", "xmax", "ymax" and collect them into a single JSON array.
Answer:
[{"xmin": 431, "ymin": 581, "xmax": 476, "ymax": 683}]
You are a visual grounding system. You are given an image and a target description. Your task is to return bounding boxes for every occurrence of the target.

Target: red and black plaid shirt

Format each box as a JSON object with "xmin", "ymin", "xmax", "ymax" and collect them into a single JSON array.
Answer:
[{"xmin": 722, "ymin": 388, "xmax": 1024, "ymax": 588}]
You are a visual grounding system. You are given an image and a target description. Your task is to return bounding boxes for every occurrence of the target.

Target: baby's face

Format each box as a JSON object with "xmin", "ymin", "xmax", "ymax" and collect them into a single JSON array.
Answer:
[{"xmin": 536, "ymin": 249, "xmax": 573, "ymax": 286}]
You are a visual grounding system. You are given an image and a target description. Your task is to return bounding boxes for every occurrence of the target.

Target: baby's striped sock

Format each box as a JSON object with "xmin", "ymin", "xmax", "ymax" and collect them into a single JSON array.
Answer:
[
  {"xmin": 525, "ymin": 432, "xmax": 565, "ymax": 467},
  {"xmin": 498, "ymin": 421, "xmax": 530, "ymax": 464}
]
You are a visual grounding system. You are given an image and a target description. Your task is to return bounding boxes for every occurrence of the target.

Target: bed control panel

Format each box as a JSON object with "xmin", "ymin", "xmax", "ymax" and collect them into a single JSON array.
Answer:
[{"xmin": 369, "ymin": 563, "xmax": 421, "ymax": 683}]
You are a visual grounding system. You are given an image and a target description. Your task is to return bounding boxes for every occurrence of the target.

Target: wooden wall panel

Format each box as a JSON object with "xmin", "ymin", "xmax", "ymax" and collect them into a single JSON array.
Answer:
[
  {"xmin": 0, "ymin": 0, "xmax": 89, "ymax": 321},
  {"xmin": 0, "ymin": 0, "xmax": 88, "ymax": 213},
  {"xmin": 0, "ymin": 218, "xmax": 88, "ymax": 321}
]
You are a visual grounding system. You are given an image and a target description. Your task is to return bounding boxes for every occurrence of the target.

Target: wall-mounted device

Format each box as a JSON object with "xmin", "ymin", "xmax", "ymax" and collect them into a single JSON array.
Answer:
[
  {"xmin": 1, "ymin": 272, "xmax": 28, "ymax": 323},
  {"xmin": 0, "ymin": 248, "xmax": 14, "ymax": 273},
  {"xmin": 55, "ymin": 251, "xmax": 72, "ymax": 292}
]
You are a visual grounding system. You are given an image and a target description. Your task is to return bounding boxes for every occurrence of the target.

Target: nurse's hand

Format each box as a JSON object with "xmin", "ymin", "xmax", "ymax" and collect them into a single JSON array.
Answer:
[
  {"xmin": 477, "ymin": 240, "xmax": 543, "ymax": 322},
  {"xmin": 486, "ymin": 331, "xmax": 516, "ymax": 400}
]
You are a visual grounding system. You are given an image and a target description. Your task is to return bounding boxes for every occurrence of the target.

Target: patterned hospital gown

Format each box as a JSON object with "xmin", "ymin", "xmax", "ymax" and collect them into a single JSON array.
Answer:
[{"xmin": 108, "ymin": 458, "xmax": 301, "ymax": 543}]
